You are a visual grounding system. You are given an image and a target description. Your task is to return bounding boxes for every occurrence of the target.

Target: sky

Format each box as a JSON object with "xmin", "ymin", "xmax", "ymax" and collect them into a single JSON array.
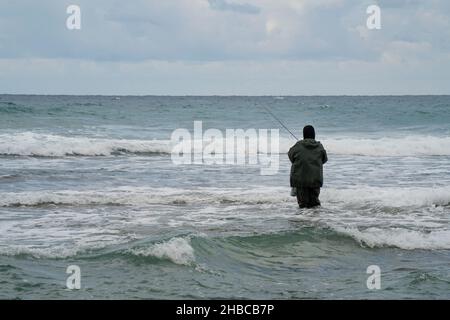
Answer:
[{"xmin": 0, "ymin": 0, "xmax": 449, "ymax": 95}]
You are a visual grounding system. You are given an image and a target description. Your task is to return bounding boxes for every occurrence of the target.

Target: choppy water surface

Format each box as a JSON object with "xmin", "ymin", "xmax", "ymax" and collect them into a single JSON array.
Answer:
[{"xmin": 0, "ymin": 95, "xmax": 449, "ymax": 299}]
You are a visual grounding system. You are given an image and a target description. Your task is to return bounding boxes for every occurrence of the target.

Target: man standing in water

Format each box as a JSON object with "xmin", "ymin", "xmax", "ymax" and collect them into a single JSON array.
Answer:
[{"xmin": 288, "ymin": 125, "xmax": 328, "ymax": 208}]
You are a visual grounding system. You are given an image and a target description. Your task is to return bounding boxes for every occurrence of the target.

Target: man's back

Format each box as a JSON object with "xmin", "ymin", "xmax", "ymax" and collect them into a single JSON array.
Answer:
[{"xmin": 288, "ymin": 138, "xmax": 328, "ymax": 188}]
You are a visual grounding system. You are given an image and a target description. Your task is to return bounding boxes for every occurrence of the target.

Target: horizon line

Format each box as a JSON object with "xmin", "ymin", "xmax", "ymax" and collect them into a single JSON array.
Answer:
[{"xmin": 2, "ymin": 93, "xmax": 450, "ymax": 97}]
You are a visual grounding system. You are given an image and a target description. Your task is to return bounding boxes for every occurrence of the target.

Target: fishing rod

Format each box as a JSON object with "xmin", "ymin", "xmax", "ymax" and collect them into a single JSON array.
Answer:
[{"xmin": 262, "ymin": 105, "xmax": 298, "ymax": 140}]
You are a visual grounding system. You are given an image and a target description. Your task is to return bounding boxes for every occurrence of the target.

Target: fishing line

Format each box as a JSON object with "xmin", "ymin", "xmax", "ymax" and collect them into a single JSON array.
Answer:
[{"xmin": 262, "ymin": 105, "xmax": 298, "ymax": 140}]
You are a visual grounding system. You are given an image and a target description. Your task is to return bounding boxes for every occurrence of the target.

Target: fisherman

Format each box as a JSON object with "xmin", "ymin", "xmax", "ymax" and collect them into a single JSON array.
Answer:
[{"xmin": 288, "ymin": 125, "xmax": 328, "ymax": 208}]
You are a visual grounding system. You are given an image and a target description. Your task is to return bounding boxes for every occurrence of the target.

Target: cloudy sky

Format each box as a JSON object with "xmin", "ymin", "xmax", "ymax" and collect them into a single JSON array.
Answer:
[{"xmin": 0, "ymin": 0, "xmax": 449, "ymax": 95}]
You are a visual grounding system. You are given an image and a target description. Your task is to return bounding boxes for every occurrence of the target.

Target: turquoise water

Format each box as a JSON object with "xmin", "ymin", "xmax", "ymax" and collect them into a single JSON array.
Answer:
[{"xmin": 0, "ymin": 95, "xmax": 449, "ymax": 299}]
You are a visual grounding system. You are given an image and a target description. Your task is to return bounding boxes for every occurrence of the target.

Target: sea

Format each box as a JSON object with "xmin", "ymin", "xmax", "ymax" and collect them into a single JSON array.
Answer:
[{"xmin": 0, "ymin": 95, "xmax": 449, "ymax": 299}]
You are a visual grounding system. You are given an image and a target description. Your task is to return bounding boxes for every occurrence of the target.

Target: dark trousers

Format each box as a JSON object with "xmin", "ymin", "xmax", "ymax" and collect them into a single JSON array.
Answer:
[{"xmin": 296, "ymin": 187, "xmax": 321, "ymax": 208}]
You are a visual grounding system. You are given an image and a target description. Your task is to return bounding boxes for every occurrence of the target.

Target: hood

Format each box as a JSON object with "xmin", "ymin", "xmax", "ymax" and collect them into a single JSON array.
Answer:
[{"xmin": 299, "ymin": 138, "xmax": 321, "ymax": 149}]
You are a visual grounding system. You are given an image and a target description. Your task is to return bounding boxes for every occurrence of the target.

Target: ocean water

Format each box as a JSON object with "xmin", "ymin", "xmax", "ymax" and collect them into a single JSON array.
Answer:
[{"xmin": 0, "ymin": 95, "xmax": 449, "ymax": 299}]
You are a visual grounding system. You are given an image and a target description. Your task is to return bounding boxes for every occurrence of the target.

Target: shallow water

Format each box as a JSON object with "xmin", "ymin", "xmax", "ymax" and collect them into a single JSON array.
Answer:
[{"xmin": 0, "ymin": 95, "xmax": 449, "ymax": 299}]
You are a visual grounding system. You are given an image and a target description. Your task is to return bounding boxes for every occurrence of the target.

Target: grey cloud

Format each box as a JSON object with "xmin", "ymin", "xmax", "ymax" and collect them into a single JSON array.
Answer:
[
  {"xmin": 1, "ymin": 0, "xmax": 450, "ymax": 94},
  {"xmin": 0, "ymin": 0, "xmax": 448, "ymax": 64}
]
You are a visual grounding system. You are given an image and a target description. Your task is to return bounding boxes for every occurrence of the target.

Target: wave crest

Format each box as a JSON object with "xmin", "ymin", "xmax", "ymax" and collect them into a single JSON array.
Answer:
[
  {"xmin": 128, "ymin": 238, "xmax": 195, "ymax": 266},
  {"xmin": 1, "ymin": 186, "xmax": 449, "ymax": 208},
  {"xmin": 334, "ymin": 227, "xmax": 450, "ymax": 250},
  {"xmin": 0, "ymin": 132, "xmax": 171, "ymax": 157},
  {"xmin": 1, "ymin": 132, "xmax": 450, "ymax": 157}
]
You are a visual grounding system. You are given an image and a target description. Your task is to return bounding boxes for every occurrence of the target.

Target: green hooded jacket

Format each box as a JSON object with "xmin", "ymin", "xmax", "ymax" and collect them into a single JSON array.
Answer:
[{"xmin": 288, "ymin": 139, "xmax": 328, "ymax": 188}]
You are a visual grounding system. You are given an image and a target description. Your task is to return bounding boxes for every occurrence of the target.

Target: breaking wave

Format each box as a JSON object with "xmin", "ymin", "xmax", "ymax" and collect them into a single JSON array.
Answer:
[
  {"xmin": 333, "ymin": 227, "xmax": 450, "ymax": 250},
  {"xmin": 321, "ymin": 136, "xmax": 450, "ymax": 157},
  {"xmin": 128, "ymin": 237, "xmax": 195, "ymax": 266},
  {"xmin": 0, "ymin": 132, "xmax": 171, "ymax": 156},
  {"xmin": 0, "ymin": 236, "xmax": 196, "ymax": 263},
  {"xmin": 0, "ymin": 132, "xmax": 450, "ymax": 157},
  {"xmin": 1, "ymin": 186, "xmax": 449, "ymax": 208},
  {"xmin": 2, "ymin": 226, "xmax": 449, "ymax": 262}
]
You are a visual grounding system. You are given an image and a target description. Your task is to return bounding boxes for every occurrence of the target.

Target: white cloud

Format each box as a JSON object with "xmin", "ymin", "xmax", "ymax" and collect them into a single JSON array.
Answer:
[{"xmin": 0, "ymin": 0, "xmax": 449, "ymax": 94}]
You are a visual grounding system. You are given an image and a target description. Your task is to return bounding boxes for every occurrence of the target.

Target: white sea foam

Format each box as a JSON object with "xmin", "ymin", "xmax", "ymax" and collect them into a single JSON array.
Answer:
[
  {"xmin": 333, "ymin": 227, "xmax": 450, "ymax": 250},
  {"xmin": 282, "ymin": 136, "xmax": 450, "ymax": 157},
  {"xmin": 0, "ymin": 186, "xmax": 449, "ymax": 252},
  {"xmin": 321, "ymin": 186, "xmax": 450, "ymax": 208},
  {"xmin": 1, "ymin": 186, "xmax": 449, "ymax": 208},
  {"xmin": 0, "ymin": 187, "xmax": 286, "ymax": 207},
  {"xmin": 1, "ymin": 132, "xmax": 450, "ymax": 157},
  {"xmin": 0, "ymin": 244, "xmax": 82, "ymax": 259},
  {"xmin": 0, "ymin": 132, "xmax": 171, "ymax": 156},
  {"xmin": 129, "ymin": 237, "xmax": 195, "ymax": 265},
  {"xmin": 320, "ymin": 136, "xmax": 450, "ymax": 157},
  {"xmin": 0, "ymin": 238, "xmax": 129, "ymax": 259}
]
